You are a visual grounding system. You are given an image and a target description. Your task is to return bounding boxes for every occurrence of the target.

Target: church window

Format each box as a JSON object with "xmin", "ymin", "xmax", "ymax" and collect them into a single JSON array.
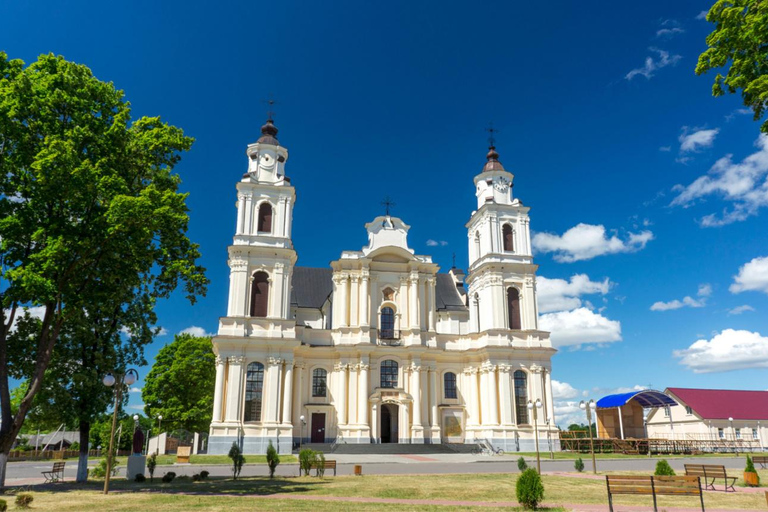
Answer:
[
  {"xmin": 507, "ymin": 287, "xmax": 521, "ymax": 330},
  {"xmin": 514, "ymin": 370, "xmax": 529, "ymax": 424},
  {"xmin": 380, "ymin": 360, "xmax": 398, "ymax": 388},
  {"xmin": 257, "ymin": 202, "xmax": 272, "ymax": 233},
  {"xmin": 444, "ymin": 372, "xmax": 457, "ymax": 399},
  {"xmin": 312, "ymin": 368, "xmax": 327, "ymax": 397},
  {"xmin": 244, "ymin": 362, "xmax": 265, "ymax": 422},
  {"xmin": 380, "ymin": 307, "xmax": 395, "ymax": 339},
  {"xmin": 250, "ymin": 271, "xmax": 269, "ymax": 317},
  {"xmin": 502, "ymin": 224, "xmax": 514, "ymax": 252}
]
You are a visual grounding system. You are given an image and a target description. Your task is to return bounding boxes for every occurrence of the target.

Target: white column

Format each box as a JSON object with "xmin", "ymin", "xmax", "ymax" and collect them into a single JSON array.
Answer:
[
  {"xmin": 348, "ymin": 363, "xmax": 359, "ymax": 425},
  {"xmin": 411, "ymin": 364, "xmax": 422, "ymax": 427},
  {"xmin": 212, "ymin": 356, "xmax": 226, "ymax": 422},
  {"xmin": 277, "ymin": 197, "xmax": 287, "ymax": 237},
  {"xmin": 228, "ymin": 260, "xmax": 249, "ymax": 317},
  {"xmin": 225, "ymin": 356, "xmax": 245, "ymax": 422},
  {"xmin": 335, "ymin": 363, "xmax": 347, "ymax": 425},
  {"xmin": 371, "ymin": 404, "xmax": 378, "ymax": 442},
  {"xmin": 420, "ymin": 278, "xmax": 428, "ymax": 331},
  {"xmin": 499, "ymin": 366, "xmax": 513, "ymax": 425},
  {"xmin": 285, "ymin": 197, "xmax": 294, "ymax": 239},
  {"xmin": 467, "ymin": 368, "xmax": 479, "ymax": 426},
  {"xmin": 409, "ymin": 274, "xmax": 419, "ymax": 329},
  {"xmin": 428, "ymin": 278, "xmax": 436, "ymax": 331},
  {"xmin": 281, "ymin": 361, "xmax": 294, "ymax": 425},
  {"xmin": 350, "ymin": 276, "xmax": 359, "ymax": 326},
  {"xmin": 243, "ymin": 194, "xmax": 254, "ymax": 234},
  {"xmin": 266, "ymin": 357, "xmax": 282, "ymax": 423},
  {"xmin": 236, "ymin": 193, "xmax": 246, "ymax": 235},
  {"xmin": 488, "ymin": 367, "xmax": 499, "ymax": 425},
  {"xmin": 360, "ymin": 274, "xmax": 370, "ymax": 327},
  {"xmin": 339, "ymin": 275, "xmax": 349, "ymax": 327},
  {"xmin": 618, "ymin": 406, "xmax": 625, "ymax": 440},
  {"xmin": 479, "ymin": 366, "xmax": 490, "ymax": 425},
  {"xmin": 358, "ymin": 363, "xmax": 369, "ymax": 428},
  {"xmin": 293, "ymin": 363, "xmax": 305, "ymax": 429},
  {"xmin": 429, "ymin": 367, "xmax": 438, "ymax": 428}
]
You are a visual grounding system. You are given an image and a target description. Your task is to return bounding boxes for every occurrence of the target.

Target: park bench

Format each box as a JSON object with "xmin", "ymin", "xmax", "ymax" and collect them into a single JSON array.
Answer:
[
  {"xmin": 41, "ymin": 461, "xmax": 66, "ymax": 483},
  {"xmin": 606, "ymin": 475, "xmax": 704, "ymax": 512},
  {"xmin": 300, "ymin": 459, "xmax": 337, "ymax": 476},
  {"xmin": 753, "ymin": 455, "xmax": 768, "ymax": 469},
  {"xmin": 684, "ymin": 464, "xmax": 736, "ymax": 492}
]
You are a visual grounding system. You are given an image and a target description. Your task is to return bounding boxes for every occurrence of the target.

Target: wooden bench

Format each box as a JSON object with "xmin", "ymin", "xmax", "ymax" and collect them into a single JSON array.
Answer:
[
  {"xmin": 606, "ymin": 475, "xmax": 704, "ymax": 512},
  {"xmin": 305, "ymin": 459, "xmax": 336, "ymax": 476},
  {"xmin": 754, "ymin": 455, "xmax": 768, "ymax": 469},
  {"xmin": 42, "ymin": 461, "xmax": 65, "ymax": 483},
  {"xmin": 684, "ymin": 464, "xmax": 736, "ymax": 492}
]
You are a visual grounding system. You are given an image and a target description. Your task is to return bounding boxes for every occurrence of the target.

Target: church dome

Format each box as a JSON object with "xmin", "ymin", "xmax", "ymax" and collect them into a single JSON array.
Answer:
[
  {"xmin": 257, "ymin": 118, "xmax": 280, "ymax": 145},
  {"xmin": 483, "ymin": 145, "xmax": 506, "ymax": 172}
]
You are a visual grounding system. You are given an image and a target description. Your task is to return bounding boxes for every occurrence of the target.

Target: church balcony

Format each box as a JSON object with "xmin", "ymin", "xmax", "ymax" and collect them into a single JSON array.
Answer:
[
  {"xmin": 217, "ymin": 316, "xmax": 297, "ymax": 339},
  {"xmin": 378, "ymin": 329, "xmax": 401, "ymax": 346}
]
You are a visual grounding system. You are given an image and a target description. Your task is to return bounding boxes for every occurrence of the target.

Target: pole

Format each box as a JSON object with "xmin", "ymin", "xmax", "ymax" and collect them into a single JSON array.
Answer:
[
  {"xmin": 104, "ymin": 376, "xmax": 124, "ymax": 495},
  {"xmin": 534, "ymin": 408, "xmax": 541, "ymax": 474},
  {"xmin": 587, "ymin": 407, "xmax": 597, "ymax": 474}
]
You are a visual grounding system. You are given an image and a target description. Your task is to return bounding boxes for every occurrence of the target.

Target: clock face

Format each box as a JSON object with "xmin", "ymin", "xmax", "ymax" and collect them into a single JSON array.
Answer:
[
  {"xmin": 494, "ymin": 177, "xmax": 510, "ymax": 191},
  {"xmin": 259, "ymin": 152, "xmax": 276, "ymax": 169}
]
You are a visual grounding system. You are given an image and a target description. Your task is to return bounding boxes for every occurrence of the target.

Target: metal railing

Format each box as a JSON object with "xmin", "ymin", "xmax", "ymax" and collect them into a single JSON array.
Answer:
[{"xmin": 378, "ymin": 329, "xmax": 401, "ymax": 345}]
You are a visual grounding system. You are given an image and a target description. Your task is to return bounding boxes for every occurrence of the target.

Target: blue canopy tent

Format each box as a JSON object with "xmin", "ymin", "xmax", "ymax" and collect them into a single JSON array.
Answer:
[{"xmin": 595, "ymin": 390, "xmax": 677, "ymax": 439}]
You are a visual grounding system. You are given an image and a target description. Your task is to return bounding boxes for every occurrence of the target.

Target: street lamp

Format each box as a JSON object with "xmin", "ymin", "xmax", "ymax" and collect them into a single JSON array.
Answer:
[
  {"xmin": 102, "ymin": 368, "xmax": 139, "ymax": 495},
  {"xmin": 299, "ymin": 415, "xmax": 306, "ymax": 451},
  {"xmin": 579, "ymin": 399, "xmax": 598, "ymax": 474},
  {"xmin": 527, "ymin": 399, "xmax": 543, "ymax": 473},
  {"xmin": 546, "ymin": 417, "xmax": 554, "ymax": 460}
]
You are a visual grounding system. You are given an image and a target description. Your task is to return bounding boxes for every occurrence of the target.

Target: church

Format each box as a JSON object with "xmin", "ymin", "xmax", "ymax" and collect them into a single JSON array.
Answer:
[{"xmin": 208, "ymin": 117, "xmax": 558, "ymax": 454}]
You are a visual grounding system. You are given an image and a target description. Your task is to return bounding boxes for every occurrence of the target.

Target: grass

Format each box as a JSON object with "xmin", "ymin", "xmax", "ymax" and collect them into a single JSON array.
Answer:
[
  {"xmin": 6, "ymin": 471, "xmax": 766, "ymax": 511},
  {"xmin": 62, "ymin": 454, "xmax": 297, "ymax": 465},
  {"xmin": 514, "ymin": 450, "xmax": 768, "ymax": 460}
]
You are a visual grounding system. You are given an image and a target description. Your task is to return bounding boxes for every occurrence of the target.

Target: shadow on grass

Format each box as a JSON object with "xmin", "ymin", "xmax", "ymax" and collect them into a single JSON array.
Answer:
[{"xmin": 9, "ymin": 476, "xmax": 329, "ymax": 497}]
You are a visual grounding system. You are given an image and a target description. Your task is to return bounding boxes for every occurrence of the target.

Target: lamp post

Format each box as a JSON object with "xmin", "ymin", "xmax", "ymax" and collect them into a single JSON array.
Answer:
[
  {"xmin": 546, "ymin": 417, "xmax": 554, "ymax": 460},
  {"xmin": 579, "ymin": 399, "xmax": 598, "ymax": 474},
  {"xmin": 527, "ymin": 399, "xmax": 543, "ymax": 473},
  {"xmin": 102, "ymin": 368, "xmax": 139, "ymax": 495},
  {"xmin": 299, "ymin": 415, "xmax": 306, "ymax": 451}
]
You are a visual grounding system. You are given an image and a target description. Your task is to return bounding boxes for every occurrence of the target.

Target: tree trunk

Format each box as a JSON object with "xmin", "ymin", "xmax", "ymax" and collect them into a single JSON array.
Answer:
[
  {"xmin": 0, "ymin": 450, "xmax": 7, "ymax": 489},
  {"xmin": 76, "ymin": 421, "xmax": 90, "ymax": 483}
]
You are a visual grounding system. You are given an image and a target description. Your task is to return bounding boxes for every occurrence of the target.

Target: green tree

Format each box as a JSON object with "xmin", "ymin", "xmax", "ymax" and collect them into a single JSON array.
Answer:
[
  {"xmin": 142, "ymin": 334, "xmax": 215, "ymax": 433},
  {"xmin": 0, "ymin": 52, "xmax": 207, "ymax": 488},
  {"xmin": 696, "ymin": 0, "xmax": 768, "ymax": 132}
]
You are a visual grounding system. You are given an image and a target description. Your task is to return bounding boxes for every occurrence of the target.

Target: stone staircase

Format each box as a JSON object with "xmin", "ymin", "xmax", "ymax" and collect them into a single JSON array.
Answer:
[{"xmin": 298, "ymin": 442, "xmax": 480, "ymax": 454}]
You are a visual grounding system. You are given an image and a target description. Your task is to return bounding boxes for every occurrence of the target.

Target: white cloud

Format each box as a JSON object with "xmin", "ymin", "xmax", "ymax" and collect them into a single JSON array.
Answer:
[
  {"xmin": 674, "ymin": 329, "xmax": 768, "ymax": 373},
  {"xmin": 539, "ymin": 307, "xmax": 622, "ymax": 348},
  {"xmin": 4, "ymin": 306, "xmax": 46, "ymax": 332},
  {"xmin": 127, "ymin": 404, "xmax": 146, "ymax": 411},
  {"xmin": 730, "ymin": 256, "xmax": 768, "ymax": 294},
  {"xmin": 625, "ymin": 48, "xmax": 682, "ymax": 80},
  {"xmin": 659, "ymin": 146, "xmax": 672, "ymax": 152},
  {"xmin": 426, "ymin": 239, "xmax": 448, "ymax": 247},
  {"xmin": 671, "ymin": 135, "xmax": 768, "ymax": 226},
  {"xmin": 532, "ymin": 223, "xmax": 653, "ymax": 263},
  {"xmin": 650, "ymin": 283, "xmax": 711, "ymax": 311},
  {"xmin": 679, "ymin": 127, "xmax": 719, "ymax": 153},
  {"xmin": 537, "ymin": 274, "xmax": 612, "ymax": 313},
  {"xmin": 696, "ymin": 10, "xmax": 708, "ymax": 20},
  {"xmin": 157, "ymin": 327, "xmax": 169, "ymax": 336},
  {"xmin": 179, "ymin": 326, "xmax": 213, "ymax": 337},
  {"xmin": 656, "ymin": 21, "xmax": 685, "ymax": 39},
  {"xmin": 552, "ymin": 380, "xmax": 579, "ymax": 400},
  {"xmin": 728, "ymin": 305, "xmax": 755, "ymax": 315},
  {"xmin": 129, "ymin": 387, "xmax": 142, "ymax": 393}
]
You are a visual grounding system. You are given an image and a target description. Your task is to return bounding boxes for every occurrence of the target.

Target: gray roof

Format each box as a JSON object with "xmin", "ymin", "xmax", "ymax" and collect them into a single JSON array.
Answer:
[
  {"xmin": 291, "ymin": 266, "xmax": 468, "ymax": 312},
  {"xmin": 291, "ymin": 267, "xmax": 334, "ymax": 309},
  {"xmin": 435, "ymin": 273, "xmax": 468, "ymax": 311}
]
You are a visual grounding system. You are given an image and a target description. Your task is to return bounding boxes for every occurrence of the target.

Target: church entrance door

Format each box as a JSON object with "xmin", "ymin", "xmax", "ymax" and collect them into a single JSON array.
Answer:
[
  {"xmin": 381, "ymin": 403, "xmax": 399, "ymax": 443},
  {"xmin": 311, "ymin": 413, "xmax": 325, "ymax": 443}
]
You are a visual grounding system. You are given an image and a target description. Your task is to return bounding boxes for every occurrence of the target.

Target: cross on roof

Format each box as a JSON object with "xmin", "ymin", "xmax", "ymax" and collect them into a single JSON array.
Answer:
[
  {"xmin": 381, "ymin": 196, "xmax": 395, "ymax": 216},
  {"xmin": 263, "ymin": 96, "xmax": 277, "ymax": 120},
  {"xmin": 486, "ymin": 123, "xmax": 498, "ymax": 147}
]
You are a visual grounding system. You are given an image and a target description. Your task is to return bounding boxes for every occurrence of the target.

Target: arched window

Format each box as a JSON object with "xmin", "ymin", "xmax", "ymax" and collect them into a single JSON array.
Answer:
[
  {"xmin": 444, "ymin": 372, "xmax": 457, "ymax": 399},
  {"xmin": 507, "ymin": 287, "xmax": 521, "ymax": 330},
  {"xmin": 312, "ymin": 368, "xmax": 327, "ymax": 397},
  {"xmin": 257, "ymin": 202, "xmax": 272, "ymax": 233},
  {"xmin": 380, "ymin": 307, "xmax": 395, "ymax": 339},
  {"xmin": 514, "ymin": 370, "xmax": 529, "ymax": 424},
  {"xmin": 380, "ymin": 360, "xmax": 398, "ymax": 388},
  {"xmin": 250, "ymin": 271, "xmax": 269, "ymax": 317},
  {"xmin": 244, "ymin": 362, "xmax": 265, "ymax": 422},
  {"xmin": 502, "ymin": 224, "xmax": 514, "ymax": 252}
]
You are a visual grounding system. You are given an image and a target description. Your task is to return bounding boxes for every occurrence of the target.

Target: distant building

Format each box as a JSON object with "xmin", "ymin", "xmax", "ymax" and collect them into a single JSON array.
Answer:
[{"xmin": 646, "ymin": 388, "xmax": 767, "ymax": 449}]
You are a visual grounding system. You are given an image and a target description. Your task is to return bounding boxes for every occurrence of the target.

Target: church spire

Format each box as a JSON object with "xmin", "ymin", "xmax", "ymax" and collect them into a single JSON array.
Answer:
[
  {"xmin": 257, "ymin": 116, "xmax": 279, "ymax": 145},
  {"xmin": 482, "ymin": 124, "xmax": 506, "ymax": 172}
]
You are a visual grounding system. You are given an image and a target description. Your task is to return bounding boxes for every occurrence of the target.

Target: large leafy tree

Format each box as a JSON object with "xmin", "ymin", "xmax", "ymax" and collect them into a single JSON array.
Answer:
[
  {"xmin": 142, "ymin": 334, "xmax": 215, "ymax": 434},
  {"xmin": 696, "ymin": 0, "xmax": 768, "ymax": 132},
  {"xmin": 0, "ymin": 52, "xmax": 207, "ymax": 487}
]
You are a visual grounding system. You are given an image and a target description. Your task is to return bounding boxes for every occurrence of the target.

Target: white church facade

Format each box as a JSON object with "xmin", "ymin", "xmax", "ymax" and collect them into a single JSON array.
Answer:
[{"xmin": 208, "ymin": 117, "xmax": 558, "ymax": 454}]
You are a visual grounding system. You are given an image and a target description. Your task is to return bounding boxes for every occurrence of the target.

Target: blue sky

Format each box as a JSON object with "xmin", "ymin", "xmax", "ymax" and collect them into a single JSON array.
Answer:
[{"xmin": 2, "ymin": 0, "xmax": 767, "ymax": 426}]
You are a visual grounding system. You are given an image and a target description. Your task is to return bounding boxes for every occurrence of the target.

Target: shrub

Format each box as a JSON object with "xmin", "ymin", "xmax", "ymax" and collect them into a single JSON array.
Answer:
[
  {"xmin": 0, "ymin": 498, "xmax": 7, "ymax": 511},
  {"xmin": 316, "ymin": 451, "xmax": 325, "ymax": 478},
  {"xmin": 517, "ymin": 456, "xmax": 528, "ymax": 471},
  {"xmin": 228, "ymin": 442, "xmax": 245, "ymax": 480},
  {"xmin": 147, "ymin": 453, "xmax": 157, "ymax": 482},
  {"xmin": 299, "ymin": 448, "xmax": 315, "ymax": 476},
  {"xmin": 745, "ymin": 455, "xmax": 760, "ymax": 485},
  {"xmin": 69, "ymin": 442, "xmax": 80, "ymax": 451},
  {"xmin": 516, "ymin": 468, "xmax": 544, "ymax": 510},
  {"xmin": 15, "ymin": 494, "xmax": 33, "ymax": 509},
  {"xmin": 193, "ymin": 473, "xmax": 200, "ymax": 482},
  {"xmin": 200, "ymin": 470, "xmax": 210, "ymax": 480},
  {"xmin": 655, "ymin": 459, "xmax": 675, "ymax": 476},
  {"xmin": 134, "ymin": 473, "xmax": 146, "ymax": 483},
  {"xmin": 266, "ymin": 440, "xmax": 280, "ymax": 479},
  {"xmin": 574, "ymin": 458, "xmax": 585, "ymax": 473},
  {"xmin": 89, "ymin": 459, "xmax": 118, "ymax": 479},
  {"xmin": 161, "ymin": 471, "xmax": 176, "ymax": 483}
]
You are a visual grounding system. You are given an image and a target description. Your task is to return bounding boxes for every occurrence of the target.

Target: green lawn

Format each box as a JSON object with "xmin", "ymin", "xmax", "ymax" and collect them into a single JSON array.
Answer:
[
  {"xmin": 62, "ymin": 454, "xmax": 297, "ymax": 465},
  {"xmin": 513, "ymin": 451, "xmax": 768, "ymax": 460}
]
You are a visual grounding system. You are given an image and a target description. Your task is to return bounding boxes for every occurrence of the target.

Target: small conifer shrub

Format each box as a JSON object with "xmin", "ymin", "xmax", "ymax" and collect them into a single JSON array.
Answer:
[
  {"xmin": 654, "ymin": 459, "xmax": 675, "ymax": 476},
  {"xmin": 516, "ymin": 468, "xmax": 544, "ymax": 510},
  {"xmin": 574, "ymin": 457, "xmax": 585, "ymax": 473},
  {"xmin": 517, "ymin": 456, "xmax": 528, "ymax": 471},
  {"xmin": 15, "ymin": 494, "xmax": 33, "ymax": 509}
]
